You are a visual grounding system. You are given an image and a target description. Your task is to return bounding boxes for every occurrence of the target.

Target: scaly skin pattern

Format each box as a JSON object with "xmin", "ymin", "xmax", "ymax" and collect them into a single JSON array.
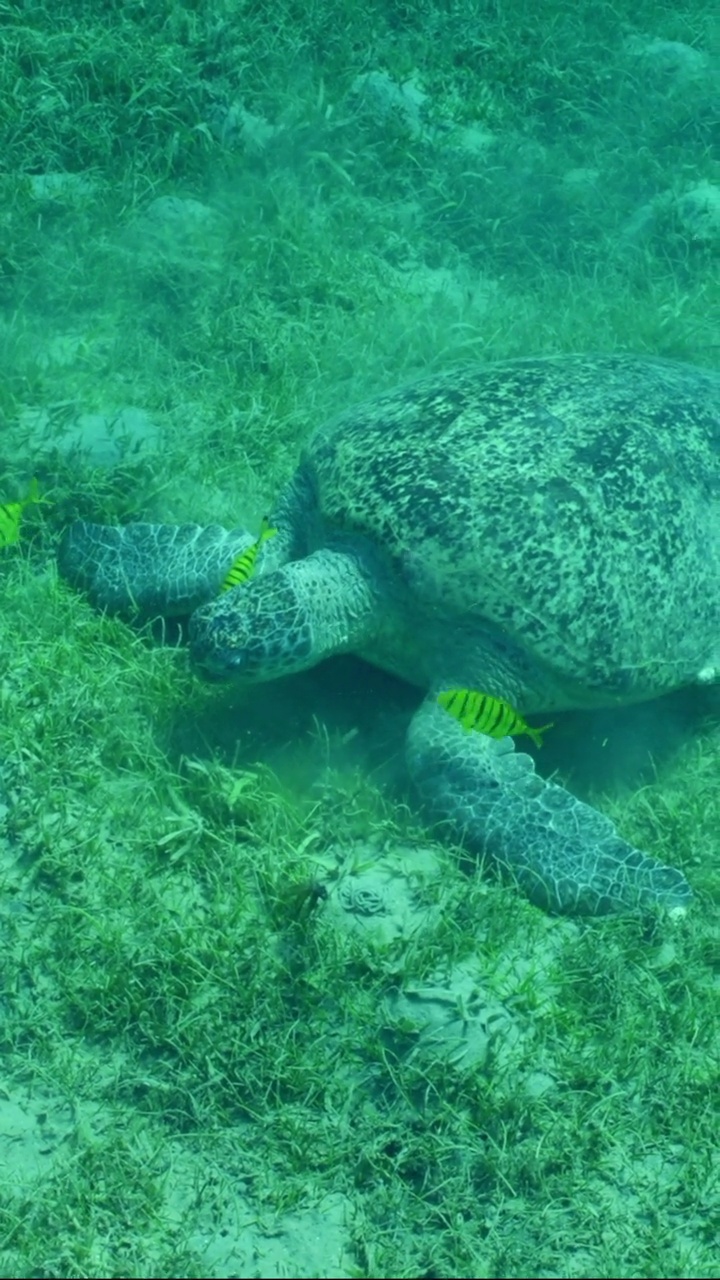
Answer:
[
  {"xmin": 59, "ymin": 355, "xmax": 720, "ymax": 914},
  {"xmin": 406, "ymin": 695, "xmax": 692, "ymax": 914},
  {"xmin": 58, "ymin": 521, "xmax": 255, "ymax": 615},
  {"xmin": 189, "ymin": 545, "xmax": 383, "ymax": 682}
]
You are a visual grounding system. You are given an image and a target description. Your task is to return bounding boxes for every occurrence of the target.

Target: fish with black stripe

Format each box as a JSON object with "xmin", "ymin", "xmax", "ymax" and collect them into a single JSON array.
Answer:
[
  {"xmin": 437, "ymin": 688, "xmax": 553, "ymax": 747},
  {"xmin": 220, "ymin": 517, "xmax": 277, "ymax": 591},
  {"xmin": 0, "ymin": 478, "xmax": 44, "ymax": 547}
]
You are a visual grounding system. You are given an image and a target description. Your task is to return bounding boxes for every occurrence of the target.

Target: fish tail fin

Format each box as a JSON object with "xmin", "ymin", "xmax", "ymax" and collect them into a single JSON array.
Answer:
[
  {"xmin": 25, "ymin": 478, "xmax": 48, "ymax": 507},
  {"xmin": 259, "ymin": 517, "xmax": 278, "ymax": 544},
  {"xmin": 527, "ymin": 721, "xmax": 554, "ymax": 747}
]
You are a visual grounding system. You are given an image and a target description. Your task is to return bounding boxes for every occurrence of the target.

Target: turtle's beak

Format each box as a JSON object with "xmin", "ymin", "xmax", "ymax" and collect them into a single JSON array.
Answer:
[
  {"xmin": 188, "ymin": 600, "xmax": 264, "ymax": 683},
  {"xmin": 188, "ymin": 568, "xmax": 317, "ymax": 682},
  {"xmin": 190, "ymin": 658, "xmax": 229, "ymax": 683},
  {"xmin": 190, "ymin": 646, "xmax": 249, "ymax": 682}
]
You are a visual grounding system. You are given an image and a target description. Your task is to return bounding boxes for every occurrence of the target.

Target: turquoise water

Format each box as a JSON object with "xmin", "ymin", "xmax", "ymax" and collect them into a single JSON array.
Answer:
[{"xmin": 0, "ymin": 3, "xmax": 717, "ymax": 1277}]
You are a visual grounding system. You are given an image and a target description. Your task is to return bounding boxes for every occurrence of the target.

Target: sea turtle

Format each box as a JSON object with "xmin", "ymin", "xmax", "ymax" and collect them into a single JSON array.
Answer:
[{"xmin": 59, "ymin": 353, "xmax": 720, "ymax": 915}]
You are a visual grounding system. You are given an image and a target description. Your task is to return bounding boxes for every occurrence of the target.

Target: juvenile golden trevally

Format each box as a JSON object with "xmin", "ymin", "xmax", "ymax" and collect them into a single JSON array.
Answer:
[
  {"xmin": 0, "ymin": 478, "xmax": 44, "ymax": 548},
  {"xmin": 220, "ymin": 517, "xmax": 277, "ymax": 592},
  {"xmin": 438, "ymin": 688, "xmax": 553, "ymax": 747}
]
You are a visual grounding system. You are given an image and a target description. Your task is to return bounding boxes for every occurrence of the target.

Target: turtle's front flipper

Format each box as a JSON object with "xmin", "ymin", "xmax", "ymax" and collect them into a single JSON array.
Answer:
[
  {"xmin": 407, "ymin": 693, "xmax": 692, "ymax": 915},
  {"xmin": 58, "ymin": 521, "xmax": 253, "ymax": 615}
]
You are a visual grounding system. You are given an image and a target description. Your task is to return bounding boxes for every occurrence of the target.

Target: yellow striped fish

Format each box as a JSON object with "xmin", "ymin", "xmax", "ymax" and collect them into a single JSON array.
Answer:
[
  {"xmin": 220, "ymin": 517, "xmax": 277, "ymax": 592},
  {"xmin": 0, "ymin": 478, "xmax": 43, "ymax": 548},
  {"xmin": 437, "ymin": 688, "xmax": 553, "ymax": 747}
]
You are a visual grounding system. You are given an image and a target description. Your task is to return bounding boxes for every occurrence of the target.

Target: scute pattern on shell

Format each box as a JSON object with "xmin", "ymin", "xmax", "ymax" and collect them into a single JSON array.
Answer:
[{"xmin": 306, "ymin": 354, "xmax": 720, "ymax": 702}]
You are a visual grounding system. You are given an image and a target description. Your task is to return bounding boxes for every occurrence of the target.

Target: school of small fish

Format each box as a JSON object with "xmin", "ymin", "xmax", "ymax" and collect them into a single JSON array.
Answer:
[{"xmin": 437, "ymin": 687, "xmax": 553, "ymax": 747}]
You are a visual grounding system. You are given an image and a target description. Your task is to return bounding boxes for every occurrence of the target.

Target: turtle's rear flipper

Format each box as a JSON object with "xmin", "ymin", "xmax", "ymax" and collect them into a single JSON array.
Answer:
[
  {"xmin": 58, "ymin": 521, "xmax": 251, "ymax": 616},
  {"xmin": 407, "ymin": 693, "xmax": 692, "ymax": 916}
]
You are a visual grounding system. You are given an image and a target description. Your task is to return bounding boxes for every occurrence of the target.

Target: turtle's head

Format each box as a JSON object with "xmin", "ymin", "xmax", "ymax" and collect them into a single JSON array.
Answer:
[
  {"xmin": 190, "ymin": 549, "xmax": 376, "ymax": 683},
  {"xmin": 189, "ymin": 568, "xmax": 315, "ymax": 683}
]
